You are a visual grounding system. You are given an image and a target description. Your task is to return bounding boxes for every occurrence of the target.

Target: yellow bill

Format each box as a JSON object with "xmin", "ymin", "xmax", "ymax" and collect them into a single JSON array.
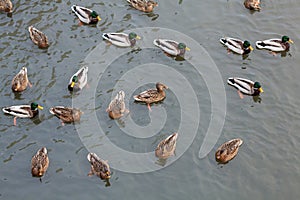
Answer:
[
  {"xmin": 136, "ymin": 35, "xmax": 141, "ymax": 40},
  {"xmin": 185, "ymin": 47, "xmax": 191, "ymax": 51},
  {"xmin": 259, "ymin": 88, "xmax": 264, "ymax": 93},
  {"xmin": 71, "ymin": 82, "xmax": 75, "ymax": 88},
  {"xmin": 289, "ymin": 39, "xmax": 294, "ymax": 44},
  {"xmin": 249, "ymin": 46, "xmax": 254, "ymax": 51},
  {"xmin": 38, "ymin": 105, "xmax": 44, "ymax": 110},
  {"xmin": 97, "ymin": 16, "xmax": 101, "ymax": 21}
]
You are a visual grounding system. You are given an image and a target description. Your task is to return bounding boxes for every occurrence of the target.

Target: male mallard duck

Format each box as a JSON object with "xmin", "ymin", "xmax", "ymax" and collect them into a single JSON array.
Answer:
[
  {"xmin": 256, "ymin": 35, "xmax": 293, "ymax": 53},
  {"xmin": 244, "ymin": 0, "xmax": 260, "ymax": 11},
  {"xmin": 102, "ymin": 32, "xmax": 141, "ymax": 47},
  {"xmin": 49, "ymin": 106, "xmax": 82, "ymax": 124},
  {"xmin": 2, "ymin": 102, "xmax": 43, "ymax": 125},
  {"xmin": 28, "ymin": 26, "xmax": 49, "ymax": 49},
  {"xmin": 220, "ymin": 37, "xmax": 253, "ymax": 55},
  {"xmin": 227, "ymin": 77, "xmax": 263, "ymax": 99},
  {"xmin": 11, "ymin": 67, "xmax": 32, "ymax": 92},
  {"xmin": 106, "ymin": 90, "xmax": 129, "ymax": 119},
  {"xmin": 31, "ymin": 147, "xmax": 49, "ymax": 177},
  {"xmin": 215, "ymin": 138, "xmax": 243, "ymax": 164},
  {"xmin": 68, "ymin": 66, "xmax": 88, "ymax": 92},
  {"xmin": 87, "ymin": 153, "xmax": 111, "ymax": 180},
  {"xmin": 153, "ymin": 39, "xmax": 190, "ymax": 57},
  {"xmin": 127, "ymin": 0, "xmax": 158, "ymax": 13},
  {"xmin": 155, "ymin": 133, "xmax": 178, "ymax": 159},
  {"xmin": 71, "ymin": 5, "xmax": 101, "ymax": 25},
  {"xmin": 133, "ymin": 82, "xmax": 168, "ymax": 110},
  {"xmin": 0, "ymin": 0, "xmax": 12, "ymax": 14}
]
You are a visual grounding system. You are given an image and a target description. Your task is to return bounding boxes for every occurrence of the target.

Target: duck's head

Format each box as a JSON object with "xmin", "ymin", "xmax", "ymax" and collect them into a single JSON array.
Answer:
[
  {"xmin": 156, "ymin": 82, "xmax": 168, "ymax": 91},
  {"xmin": 243, "ymin": 40, "xmax": 254, "ymax": 51},
  {"xmin": 178, "ymin": 43, "xmax": 190, "ymax": 51},
  {"xmin": 254, "ymin": 82, "xmax": 264, "ymax": 93},
  {"xmin": 69, "ymin": 76, "xmax": 78, "ymax": 91},
  {"xmin": 129, "ymin": 32, "xmax": 141, "ymax": 40},
  {"xmin": 91, "ymin": 11, "xmax": 101, "ymax": 21},
  {"xmin": 31, "ymin": 102, "xmax": 43, "ymax": 111},
  {"xmin": 282, "ymin": 36, "xmax": 293, "ymax": 44}
]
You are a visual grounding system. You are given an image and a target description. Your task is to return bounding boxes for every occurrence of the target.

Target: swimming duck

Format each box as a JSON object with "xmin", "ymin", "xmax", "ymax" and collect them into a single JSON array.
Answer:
[
  {"xmin": 153, "ymin": 39, "xmax": 190, "ymax": 57},
  {"xmin": 49, "ymin": 106, "xmax": 82, "ymax": 124},
  {"xmin": 244, "ymin": 0, "xmax": 261, "ymax": 11},
  {"xmin": 71, "ymin": 5, "xmax": 101, "ymax": 24},
  {"xmin": 227, "ymin": 77, "xmax": 263, "ymax": 99},
  {"xmin": 220, "ymin": 37, "xmax": 253, "ymax": 55},
  {"xmin": 155, "ymin": 133, "xmax": 178, "ymax": 159},
  {"xmin": 31, "ymin": 147, "xmax": 49, "ymax": 177},
  {"xmin": 0, "ymin": 0, "xmax": 13, "ymax": 14},
  {"xmin": 215, "ymin": 138, "xmax": 243, "ymax": 164},
  {"xmin": 102, "ymin": 32, "xmax": 141, "ymax": 47},
  {"xmin": 28, "ymin": 26, "xmax": 49, "ymax": 49},
  {"xmin": 256, "ymin": 35, "xmax": 293, "ymax": 53},
  {"xmin": 2, "ymin": 102, "xmax": 43, "ymax": 126},
  {"xmin": 106, "ymin": 90, "xmax": 129, "ymax": 119},
  {"xmin": 87, "ymin": 153, "xmax": 111, "ymax": 180},
  {"xmin": 68, "ymin": 66, "xmax": 88, "ymax": 92},
  {"xmin": 127, "ymin": 0, "xmax": 158, "ymax": 13},
  {"xmin": 11, "ymin": 67, "xmax": 32, "ymax": 92},
  {"xmin": 133, "ymin": 82, "xmax": 168, "ymax": 110}
]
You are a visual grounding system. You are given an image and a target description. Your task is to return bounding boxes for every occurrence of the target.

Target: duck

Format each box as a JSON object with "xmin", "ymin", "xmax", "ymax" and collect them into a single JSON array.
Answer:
[
  {"xmin": 227, "ymin": 77, "xmax": 263, "ymax": 99},
  {"xmin": 220, "ymin": 37, "xmax": 253, "ymax": 55},
  {"xmin": 68, "ymin": 66, "xmax": 88, "ymax": 92},
  {"xmin": 127, "ymin": 0, "xmax": 158, "ymax": 13},
  {"xmin": 256, "ymin": 35, "xmax": 293, "ymax": 53},
  {"xmin": 102, "ymin": 32, "xmax": 141, "ymax": 47},
  {"xmin": 71, "ymin": 5, "xmax": 101, "ymax": 25},
  {"xmin": 49, "ymin": 106, "xmax": 82, "ymax": 124},
  {"xmin": 0, "ymin": 0, "xmax": 13, "ymax": 14},
  {"xmin": 31, "ymin": 147, "xmax": 49, "ymax": 177},
  {"xmin": 28, "ymin": 26, "xmax": 49, "ymax": 49},
  {"xmin": 215, "ymin": 138, "xmax": 243, "ymax": 164},
  {"xmin": 106, "ymin": 90, "xmax": 129, "ymax": 119},
  {"xmin": 87, "ymin": 153, "xmax": 111, "ymax": 180},
  {"xmin": 155, "ymin": 133, "xmax": 178, "ymax": 159},
  {"xmin": 133, "ymin": 82, "xmax": 168, "ymax": 111},
  {"xmin": 153, "ymin": 39, "xmax": 190, "ymax": 57},
  {"xmin": 11, "ymin": 67, "xmax": 32, "ymax": 92},
  {"xmin": 244, "ymin": 0, "xmax": 261, "ymax": 11},
  {"xmin": 2, "ymin": 102, "xmax": 43, "ymax": 126}
]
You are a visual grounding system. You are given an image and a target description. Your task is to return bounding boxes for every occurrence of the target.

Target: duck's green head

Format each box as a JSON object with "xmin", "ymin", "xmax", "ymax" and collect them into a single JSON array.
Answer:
[
  {"xmin": 91, "ymin": 11, "xmax": 101, "ymax": 21},
  {"xmin": 254, "ymin": 82, "xmax": 264, "ymax": 93},
  {"xmin": 178, "ymin": 43, "xmax": 190, "ymax": 51},
  {"xmin": 70, "ymin": 76, "xmax": 78, "ymax": 88},
  {"xmin": 129, "ymin": 32, "xmax": 141, "ymax": 40},
  {"xmin": 31, "ymin": 102, "xmax": 43, "ymax": 110},
  {"xmin": 282, "ymin": 36, "xmax": 293, "ymax": 43},
  {"xmin": 243, "ymin": 40, "xmax": 254, "ymax": 51}
]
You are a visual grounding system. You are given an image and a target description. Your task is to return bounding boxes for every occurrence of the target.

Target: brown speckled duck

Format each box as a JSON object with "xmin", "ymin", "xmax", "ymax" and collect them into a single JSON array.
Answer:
[
  {"xmin": 49, "ymin": 106, "xmax": 82, "ymax": 123},
  {"xmin": 127, "ymin": 0, "xmax": 158, "ymax": 13},
  {"xmin": 215, "ymin": 138, "xmax": 243, "ymax": 164},
  {"xmin": 0, "ymin": 0, "xmax": 13, "ymax": 14},
  {"xmin": 155, "ymin": 133, "xmax": 178, "ymax": 159},
  {"xmin": 28, "ymin": 26, "xmax": 49, "ymax": 49},
  {"xmin": 31, "ymin": 147, "xmax": 49, "ymax": 177},
  {"xmin": 11, "ymin": 67, "xmax": 32, "ymax": 92},
  {"xmin": 87, "ymin": 153, "xmax": 111, "ymax": 180},
  {"xmin": 244, "ymin": 0, "xmax": 261, "ymax": 11},
  {"xmin": 106, "ymin": 90, "xmax": 129, "ymax": 119}
]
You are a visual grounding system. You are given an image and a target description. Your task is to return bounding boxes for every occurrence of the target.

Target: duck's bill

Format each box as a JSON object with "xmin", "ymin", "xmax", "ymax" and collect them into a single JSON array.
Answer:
[
  {"xmin": 71, "ymin": 82, "xmax": 75, "ymax": 87},
  {"xmin": 185, "ymin": 47, "xmax": 191, "ymax": 51},
  {"xmin": 259, "ymin": 88, "xmax": 264, "ymax": 93},
  {"xmin": 38, "ymin": 105, "xmax": 44, "ymax": 110},
  {"xmin": 136, "ymin": 35, "xmax": 141, "ymax": 40},
  {"xmin": 249, "ymin": 46, "xmax": 254, "ymax": 51},
  {"xmin": 97, "ymin": 16, "xmax": 101, "ymax": 21},
  {"xmin": 289, "ymin": 39, "xmax": 294, "ymax": 44}
]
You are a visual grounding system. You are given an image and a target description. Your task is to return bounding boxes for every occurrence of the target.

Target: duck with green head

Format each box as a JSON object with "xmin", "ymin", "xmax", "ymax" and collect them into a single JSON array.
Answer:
[
  {"xmin": 71, "ymin": 5, "xmax": 101, "ymax": 24},
  {"xmin": 102, "ymin": 32, "xmax": 141, "ymax": 47},
  {"xmin": 227, "ymin": 77, "xmax": 263, "ymax": 99},
  {"xmin": 256, "ymin": 35, "xmax": 294, "ymax": 53},
  {"xmin": 68, "ymin": 66, "xmax": 88, "ymax": 92},
  {"xmin": 153, "ymin": 39, "xmax": 190, "ymax": 57},
  {"xmin": 220, "ymin": 37, "xmax": 253, "ymax": 55}
]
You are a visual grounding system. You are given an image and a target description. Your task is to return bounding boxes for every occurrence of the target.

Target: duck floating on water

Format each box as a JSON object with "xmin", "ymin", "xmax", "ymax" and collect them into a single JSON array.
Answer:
[
  {"xmin": 127, "ymin": 0, "xmax": 158, "ymax": 13},
  {"xmin": 153, "ymin": 39, "xmax": 190, "ymax": 57},
  {"xmin": 68, "ymin": 66, "xmax": 88, "ymax": 92},
  {"xmin": 244, "ymin": 0, "xmax": 261, "ymax": 11},
  {"xmin": 256, "ymin": 35, "xmax": 293, "ymax": 53},
  {"xmin": 106, "ymin": 90, "xmax": 129, "ymax": 119},
  {"xmin": 0, "ymin": 0, "xmax": 13, "ymax": 15},
  {"xmin": 220, "ymin": 37, "xmax": 253, "ymax": 55},
  {"xmin": 11, "ymin": 67, "xmax": 32, "ymax": 92},
  {"xmin": 102, "ymin": 32, "xmax": 140, "ymax": 47},
  {"xmin": 49, "ymin": 106, "xmax": 82, "ymax": 124},
  {"xmin": 28, "ymin": 26, "xmax": 49, "ymax": 49},
  {"xmin": 155, "ymin": 133, "xmax": 178, "ymax": 159},
  {"xmin": 215, "ymin": 138, "xmax": 243, "ymax": 164},
  {"xmin": 227, "ymin": 77, "xmax": 263, "ymax": 99},
  {"xmin": 87, "ymin": 153, "xmax": 111, "ymax": 180},
  {"xmin": 31, "ymin": 147, "xmax": 49, "ymax": 177},
  {"xmin": 71, "ymin": 5, "xmax": 101, "ymax": 25}
]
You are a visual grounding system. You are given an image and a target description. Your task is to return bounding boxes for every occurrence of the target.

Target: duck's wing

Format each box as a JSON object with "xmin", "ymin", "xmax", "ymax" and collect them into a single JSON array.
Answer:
[
  {"xmin": 227, "ymin": 77, "xmax": 254, "ymax": 95},
  {"xmin": 153, "ymin": 39, "xmax": 180, "ymax": 56}
]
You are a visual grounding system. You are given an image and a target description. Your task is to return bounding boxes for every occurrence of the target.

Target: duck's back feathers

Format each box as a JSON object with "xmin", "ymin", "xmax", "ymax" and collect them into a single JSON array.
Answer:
[
  {"xmin": 227, "ymin": 77, "xmax": 254, "ymax": 95},
  {"xmin": 49, "ymin": 106, "xmax": 82, "ymax": 123},
  {"xmin": 0, "ymin": 0, "xmax": 13, "ymax": 13},
  {"xmin": 31, "ymin": 147, "xmax": 49, "ymax": 177},
  {"xmin": 215, "ymin": 138, "xmax": 243, "ymax": 163},
  {"xmin": 87, "ymin": 153, "xmax": 111, "ymax": 179},
  {"xmin": 153, "ymin": 39, "xmax": 182, "ymax": 56},
  {"xmin": 220, "ymin": 37, "xmax": 245, "ymax": 55},
  {"xmin": 106, "ymin": 90, "xmax": 127, "ymax": 119},
  {"xmin": 3, "ymin": 105, "xmax": 36, "ymax": 118},
  {"xmin": 256, "ymin": 38, "xmax": 289, "ymax": 52},
  {"xmin": 155, "ymin": 133, "xmax": 178, "ymax": 159},
  {"xmin": 11, "ymin": 67, "xmax": 29, "ymax": 92},
  {"xmin": 28, "ymin": 26, "xmax": 49, "ymax": 48}
]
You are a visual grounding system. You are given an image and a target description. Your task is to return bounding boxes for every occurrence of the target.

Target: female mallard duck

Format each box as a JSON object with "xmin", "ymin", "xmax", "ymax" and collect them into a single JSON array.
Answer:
[
  {"xmin": 155, "ymin": 133, "xmax": 178, "ymax": 159},
  {"xmin": 256, "ymin": 35, "xmax": 293, "ymax": 53},
  {"xmin": 11, "ymin": 67, "xmax": 32, "ymax": 92},
  {"xmin": 106, "ymin": 90, "xmax": 129, "ymax": 119},
  {"xmin": 68, "ymin": 66, "xmax": 88, "ymax": 91},
  {"xmin": 28, "ymin": 26, "xmax": 49, "ymax": 49},
  {"xmin": 220, "ymin": 37, "xmax": 253, "ymax": 55},
  {"xmin": 127, "ymin": 0, "xmax": 158, "ymax": 13},
  {"xmin": 71, "ymin": 5, "xmax": 101, "ymax": 24},
  {"xmin": 244, "ymin": 0, "xmax": 261, "ymax": 11},
  {"xmin": 0, "ymin": 0, "xmax": 12, "ymax": 14},
  {"xmin": 2, "ymin": 102, "xmax": 43, "ymax": 125},
  {"xmin": 49, "ymin": 106, "xmax": 82, "ymax": 124},
  {"xmin": 215, "ymin": 138, "xmax": 243, "ymax": 164},
  {"xmin": 153, "ymin": 39, "xmax": 190, "ymax": 57},
  {"xmin": 227, "ymin": 77, "xmax": 263, "ymax": 99},
  {"xmin": 133, "ymin": 82, "xmax": 168, "ymax": 111},
  {"xmin": 31, "ymin": 147, "xmax": 49, "ymax": 177},
  {"xmin": 102, "ymin": 32, "xmax": 141, "ymax": 47},
  {"xmin": 87, "ymin": 153, "xmax": 111, "ymax": 180}
]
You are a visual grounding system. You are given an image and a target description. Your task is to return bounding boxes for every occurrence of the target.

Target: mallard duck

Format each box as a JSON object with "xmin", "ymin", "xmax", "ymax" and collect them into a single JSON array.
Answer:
[
  {"xmin": 256, "ymin": 35, "xmax": 293, "ymax": 52},
  {"xmin": 106, "ymin": 90, "xmax": 129, "ymax": 119},
  {"xmin": 155, "ymin": 133, "xmax": 178, "ymax": 159},
  {"xmin": 0, "ymin": 0, "xmax": 12, "ymax": 14},
  {"xmin": 153, "ymin": 39, "xmax": 190, "ymax": 57},
  {"xmin": 71, "ymin": 5, "xmax": 101, "ymax": 24},
  {"xmin": 49, "ymin": 106, "xmax": 82, "ymax": 124},
  {"xmin": 220, "ymin": 37, "xmax": 253, "ymax": 55},
  {"xmin": 11, "ymin": 67, "xmax": 32, "ymax": 92},
  {"xmin": 2, "ymin": 102, "xmax": 43, "ymax": 125},
  {"xmin": 68, "ymin": 66, "xmax": 88, "ymax": 92},
  {"xmin": 215, "ymin": 138, "xmax": 243, "ymax": 164},
  {"xmin": 31, "ymin": 147, "xmax": 49, "ymax": 177},
  {"xmin": 227, "ymin": 77, "xmax": 263, "ymax": 99},
  {"xmin": 244, "ymin": 0, "xmax": 261, "ymax": 11},
  {"xmin": 87, "ymin": 153, "xmax": 111, "ymax": 180},
  {"xmin": 102, "ymin": 32, "xmax": 141, "ymax": 47},
  {"xmin": 28, "ymin": 26, "xmax": 49, "ymax": 49},
  {"xmin": 127, "ymin": 0, "xmax": 158, "ymax": 13},
  {"xmin": 133, "ymin": 82, "xmax": 168, "ymax": 110}
]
